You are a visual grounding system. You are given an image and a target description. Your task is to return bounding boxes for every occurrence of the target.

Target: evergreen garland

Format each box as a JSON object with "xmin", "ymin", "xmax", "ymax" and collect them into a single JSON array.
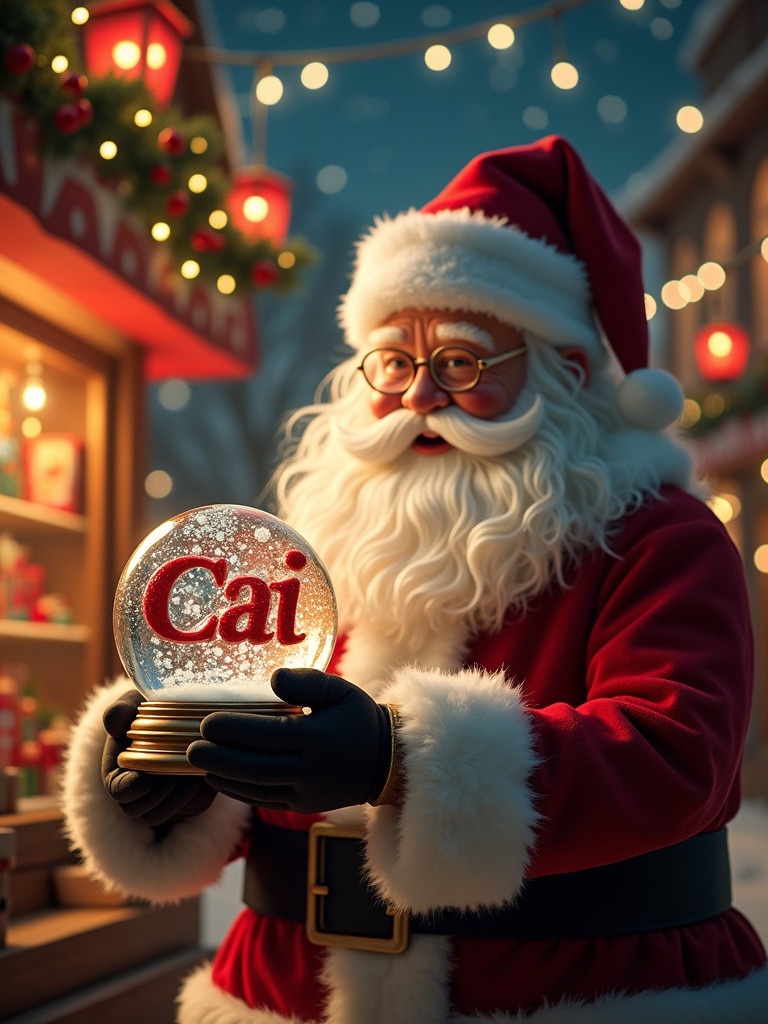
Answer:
[{"xmin": 0, "ymin": 0, "xmax": 314, "ymax": 295}]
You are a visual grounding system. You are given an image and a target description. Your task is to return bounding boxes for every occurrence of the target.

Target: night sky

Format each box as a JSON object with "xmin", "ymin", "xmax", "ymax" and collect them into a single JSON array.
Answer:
[{"xmin": 146, "ymin": 0, "xmax": 706, "ymax": 526}]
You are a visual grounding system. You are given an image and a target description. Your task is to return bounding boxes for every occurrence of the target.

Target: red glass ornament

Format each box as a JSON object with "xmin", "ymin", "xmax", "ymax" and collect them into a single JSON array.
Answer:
[
  {"xmin": 191, "ymin": 228, "xmax": 226, "ymax": 253},
  {"xmin": 166, "ymin": 190, "xmax": 190, "ymax": 217},
  {"xmin": 4, "ymin": 43, "xmax": 35, "ymax": 76},
  {"xmin": 694, "ymin": 321, "xmax": 750, "ymax": 383},
  {"xmin": 158, "ymin": 126, "xmax": 186, "ymax": 155},
  {"xmin": 61, "ymin": 71, "xmax": 88, "ymax": 97},
  {"xmin": 150, "ymin": 163, "xmax": 172, "ymax": 185},
  {"xmin": 54, "ymin": 103, "xmax": 83, "ymax": 134}
]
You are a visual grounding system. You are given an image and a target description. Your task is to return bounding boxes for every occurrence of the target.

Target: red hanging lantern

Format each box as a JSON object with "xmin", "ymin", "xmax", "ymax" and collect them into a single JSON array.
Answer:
[
  {"xmin": 694, "ymin": 321, "xmax": 750, "ymax": 383},
  {"xmin": 81, "ymin": 0, "xmax": 193, "ymax": 108},
  {"xmin": 227, "ymin": 167, "xmax": 293, "ymax": 246}
]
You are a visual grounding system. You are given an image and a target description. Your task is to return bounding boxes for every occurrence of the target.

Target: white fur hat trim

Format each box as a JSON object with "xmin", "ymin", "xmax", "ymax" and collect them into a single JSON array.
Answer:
[{"xmin": 338, "ymin": 207, "xmax": 601, "ymax": 358}]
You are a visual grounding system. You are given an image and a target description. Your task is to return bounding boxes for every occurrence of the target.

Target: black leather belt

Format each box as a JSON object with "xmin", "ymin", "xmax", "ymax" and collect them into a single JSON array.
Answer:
[{"xmin": 243, "ymin": 820, "xmax": 732, "ymax": 954}]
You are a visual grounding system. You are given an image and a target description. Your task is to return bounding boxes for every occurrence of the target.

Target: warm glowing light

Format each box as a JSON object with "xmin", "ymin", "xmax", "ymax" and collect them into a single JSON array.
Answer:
[
  {"xmin": 761, "ymin": 237, "xmax": 768, "ymax": 262},
  {"xmin": 702, "ymin": 393, "xmax": 728, "ymax": 417},
  {"xmin": 209, "ymin": 209, "xmax": 228, "ymax": 229},
  {"xmin": 761, "ymin": 458, "xmax": 768, "ymax": 484},
  {"xmin": 681, "ymin": 399, "xmax": 701, "ymax": 427},
  {"xmin": 644, "ymin": 293, "xmax": 657, "ymax": 320},
  {"xmin": 188, "ymin": 173, "xmax": 208, "ymax": 193},
  {"xmin": 676, "ymin": 105, "xmax": 704, "ymax": 133},
  {"xmin": 134, "ymin": 108, "xmax": 153, "ymax": 127},
  {"xmin": 22, "ymin": 380, "xmax": 46, "ymax": 412},
  {"xmin": 301, "ymin": 62, "xmax": 329, "ymax": 89},
  {"xmin": 243, "ymin": 195, "xmax": 269, "ymax": 222},
  {"xmin": 619, "ymin": 0, "xmax": 645, "ymax": 9},
  {"xmin": 99, "ymin": 140, "xmax": 118, "ymax": 160},
  {"xmin": 190, "ymin": 135, "xmax": 208, "ymax": 154},
  {"xmin": 217, "ymin": 274, "xmax": 236, "ymax": 294},
  {"xmin": 708, "ymin": 496, "xmax": 732, "ymax": 523},
  {"xmin": 425, "ymin": 44, "xmax": 452, "ymax": 71},
  {"xmin": 707, "ymin": 331, "xmax": 732, "ymax": 359},
  {"xmin": 277, "ymin": 250, "xmax": 296, "ymax": 269},
  {"xmin": 113, "ymin": 40, "xmax": 141, "ymax": 70},
  {"xmin": 181, "ymin": 260, "xmax": 200, "ymax": 279},
  {"xmin": 754, "ymin": 545, "xmax": 768, "ymax": 574},
  {"xmin": 71, "ymin": 7, "xmax": 89, "ymax": 25},
  {"xmin": 551, "ymin": 61, "xmax": 579, "ymax": 89},
  {"xmin": 145, "ymin": 470, "xmax": 173, "ymax": 499},
  {"xmin": 721, "ymin": 492, "xmax": 742, "ymax": 518},
  {"xmin": 680, "ymin": 273, "xmax": 704, "ymax": 302},
  {"xmin": 146, "ymin": 42, "xmax": 167, "ymax": 70},
  {"xmin": 488, "ymin": 24, "xmax": 515, "ymax": 49},
  {"xmin": 255, "ymin": 75, "xmax": 284, "ymax": 105},
  {"xmin": 698, "ymin": 261, "xmax": 726, "ymax": 290},
  {"xmin": 51, "ymin": 55, "xmax": 69, "ymax": 73},
  {"xmin": 695, "ymin": 322, "xmax": 749, "ymax": 383},
  {"xmin": 660, "ymin": 280, "xmax": 687, "ymax": 310},
  {"xmin": 151, "ymin": 221, "xmax": 171, "ymax": 241},
  {"xmin": 21, "ymin": 417, "xmax": 42, "ymax": 439}
]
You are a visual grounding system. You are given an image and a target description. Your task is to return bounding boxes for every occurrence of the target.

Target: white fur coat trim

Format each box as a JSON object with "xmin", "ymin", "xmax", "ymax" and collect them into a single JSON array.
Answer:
[
  {"xmin": 338, "ymin": 207, "xmax": 598, "ymax": 359},
  {"xmin": 61, "ymin": 678, "xmax": 250, "ymax": 903},
  {"xmin": 175, "ymin": 960, "xmax": 768, "ymax": 1024},
  {"xmin": 364, "ymin": 663, "xmax": 541, "ymax": 913}
]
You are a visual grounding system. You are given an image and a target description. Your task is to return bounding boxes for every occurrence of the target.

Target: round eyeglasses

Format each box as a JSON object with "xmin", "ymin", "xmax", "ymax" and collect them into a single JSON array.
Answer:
[{"xmin": 358, "ymin": 345, "xmax": 527, "ymax": 395}]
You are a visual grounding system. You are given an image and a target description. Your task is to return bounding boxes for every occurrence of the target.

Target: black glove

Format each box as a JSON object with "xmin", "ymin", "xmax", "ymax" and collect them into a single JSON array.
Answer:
[
  {"xmin": 186, "ymin": 668, "xmax": 392, "ymax": 814},
  {"xmin": 102, "ymin": 688, "xmax": 216, "ymax": 829}
]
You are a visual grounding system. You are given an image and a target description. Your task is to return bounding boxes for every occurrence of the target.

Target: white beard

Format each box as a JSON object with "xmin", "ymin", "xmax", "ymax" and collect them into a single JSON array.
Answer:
[{"xmin": 273, "ymin": 340, "xmax": 686, "ymax": 648}]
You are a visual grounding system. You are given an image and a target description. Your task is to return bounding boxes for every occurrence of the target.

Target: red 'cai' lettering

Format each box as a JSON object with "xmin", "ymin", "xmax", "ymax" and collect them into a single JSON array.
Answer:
[{"xmin": 142, "ymin": 550, "xmax": 307, "ymax": 646}]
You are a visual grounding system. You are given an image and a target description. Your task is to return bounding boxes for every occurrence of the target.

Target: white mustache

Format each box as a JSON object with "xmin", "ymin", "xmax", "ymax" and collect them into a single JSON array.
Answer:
[{"xmin": 334, "ymin": 394, "xmax": 545, "ymax": 463}]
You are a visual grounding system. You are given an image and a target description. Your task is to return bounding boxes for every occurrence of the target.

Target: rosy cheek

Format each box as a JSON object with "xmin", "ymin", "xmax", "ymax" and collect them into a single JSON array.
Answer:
[
  {"xmin": 369, "ymin": 392, "xmax": 401, "ymax": 420},
  {"xmin": 455, "ymin": 389, "xmax": 508, "ymax": 421}
]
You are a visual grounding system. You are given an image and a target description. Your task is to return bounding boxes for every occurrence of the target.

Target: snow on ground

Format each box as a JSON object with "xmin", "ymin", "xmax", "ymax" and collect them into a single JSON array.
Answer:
[{"xmin": 731, "ymin": 799, "xmax": 768, "ymax": 942}]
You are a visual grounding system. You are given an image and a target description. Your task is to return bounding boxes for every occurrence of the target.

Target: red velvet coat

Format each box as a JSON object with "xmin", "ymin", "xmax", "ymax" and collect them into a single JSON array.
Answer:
[{"xmin": 204, "ymin": 487, "xmax": 768, "ymax": 1021}]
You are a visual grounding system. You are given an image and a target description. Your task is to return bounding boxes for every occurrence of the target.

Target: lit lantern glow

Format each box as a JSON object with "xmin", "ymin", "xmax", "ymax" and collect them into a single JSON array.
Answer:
[
  {"xmin": 81, "ymin": 0, "xmax": 193, "ymax": 108},
  {"xmin": 227, "ymin": 167, "xmax": 293, "ymax": 245},
  {"xmin": 694, "ymin": 321, "xmax": 750, "ymax": 383}
]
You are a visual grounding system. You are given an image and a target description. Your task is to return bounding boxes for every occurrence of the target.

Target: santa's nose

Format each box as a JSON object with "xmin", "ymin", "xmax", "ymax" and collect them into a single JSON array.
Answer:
[{"xmin": 400, "ymin": 363, "xmax": 450, "ymax": 415}]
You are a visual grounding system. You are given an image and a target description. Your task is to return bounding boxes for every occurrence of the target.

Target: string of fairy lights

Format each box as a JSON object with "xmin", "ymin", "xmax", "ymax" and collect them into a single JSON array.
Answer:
[
  {"xmin": 61, "ymin": 0, "xmax": 725, "ymax": 310},
  {"xmin": 645, "ymin": 236, "xmax": 768, "ymax": 323},
  {"xmin": 181, "ymin": 0, "xmax": 731, "ymax": 324}
]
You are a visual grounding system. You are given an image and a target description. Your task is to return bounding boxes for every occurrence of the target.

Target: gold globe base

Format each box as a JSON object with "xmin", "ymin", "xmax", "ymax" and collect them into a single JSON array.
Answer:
[{"xmin": 117, "ymin": 700, "xmax": 303, "ymax": 775}]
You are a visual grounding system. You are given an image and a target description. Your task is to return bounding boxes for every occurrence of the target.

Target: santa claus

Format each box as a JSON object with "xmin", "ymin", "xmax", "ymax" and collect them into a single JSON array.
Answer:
[{"xmin": 62, "ymin": 136, "xmax": 768, "ymax": 1023}]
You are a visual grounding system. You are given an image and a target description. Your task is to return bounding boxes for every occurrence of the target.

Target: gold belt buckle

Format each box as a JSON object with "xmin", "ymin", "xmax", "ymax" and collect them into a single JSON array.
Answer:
[{"xmin": 306, "ymin": 821, "xmax": 409, "ymax": 954}]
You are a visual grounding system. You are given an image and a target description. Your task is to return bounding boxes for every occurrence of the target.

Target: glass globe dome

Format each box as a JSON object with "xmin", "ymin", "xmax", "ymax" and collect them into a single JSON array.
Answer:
[{"xmin": 113, "ymin": 505, "xmax": 337, "ymax": 703}]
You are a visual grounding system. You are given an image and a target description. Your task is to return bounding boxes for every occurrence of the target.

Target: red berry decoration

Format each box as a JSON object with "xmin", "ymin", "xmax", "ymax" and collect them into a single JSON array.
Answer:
[
  {"xmin": 166, "ymin": 190, "xmax": 191, "ymax": 217},
  {"xmin": 150, "ymin": 164, "xmax": 172, "ymax": 185},
  {"xmin": 158, "ymin": 127, "xmax": 186, "ymax": 156},
  {"xmin": 75, "ymin": 97, "xmax": 93, "ymax": 127},
  {"xmin": 250, "ymin": 259, "xmax": 279, "ymax": 287},
  {"xmin": 4, "ymin": 43, "xmax": 35, "ymax": 76},
  {"xmin": 54, "ymin": 103, "xmax": 82, "ymax": 134},
  {"xmin": 61, "ymin": 71, "xmax": 88, "ymax": 97},
  {"xmin": 191, "ymin": 228, "xmax": 226, "ymax": 253}
]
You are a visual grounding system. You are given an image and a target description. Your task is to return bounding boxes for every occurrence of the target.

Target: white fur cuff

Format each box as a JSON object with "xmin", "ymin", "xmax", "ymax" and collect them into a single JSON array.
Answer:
[
  {"xmin": 61, "ymin": 678, "xmax": 251, "ymax": 903},
  {"xmin": 364, "ymin": 665, "xmax": 540, "ymax": 913}
]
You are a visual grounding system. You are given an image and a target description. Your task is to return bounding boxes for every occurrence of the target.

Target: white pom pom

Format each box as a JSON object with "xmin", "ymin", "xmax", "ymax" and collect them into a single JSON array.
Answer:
[{"xmin": 617, "ymin": 368, "xmax": 684, "ymax": 430}]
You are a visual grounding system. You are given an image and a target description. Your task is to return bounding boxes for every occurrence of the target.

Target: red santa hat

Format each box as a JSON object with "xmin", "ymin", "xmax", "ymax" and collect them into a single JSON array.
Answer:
[{"xmin": 339, "ymin": 135, "xmax": 682, "ymax": 431}]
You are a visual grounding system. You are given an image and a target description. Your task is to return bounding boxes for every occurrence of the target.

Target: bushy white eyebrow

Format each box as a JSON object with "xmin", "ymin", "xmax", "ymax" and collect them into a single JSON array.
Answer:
[
  {"xmin": 435, "ymin": 321, "xmax": 494, "ymax": 350},
  {"xmin": 368, "ymin": 325, "xmax": 406, "ymax": 346}
]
